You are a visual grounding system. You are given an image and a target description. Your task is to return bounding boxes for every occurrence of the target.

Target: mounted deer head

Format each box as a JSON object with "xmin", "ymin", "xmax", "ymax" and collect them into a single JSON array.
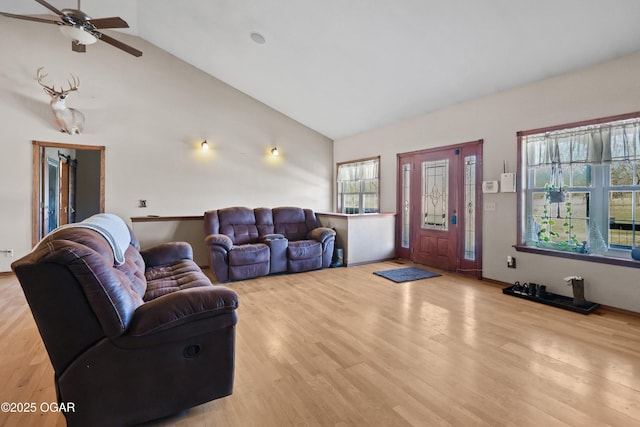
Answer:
[{"xmin": 36, "ymin": 67, "xmax": 85, "ymax": 134}]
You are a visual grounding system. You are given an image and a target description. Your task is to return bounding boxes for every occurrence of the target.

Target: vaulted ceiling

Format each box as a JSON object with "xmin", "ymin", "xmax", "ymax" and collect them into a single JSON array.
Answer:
[{"xmin": 3, "ymin": 0, "xmax": 640, "ymax": 139}]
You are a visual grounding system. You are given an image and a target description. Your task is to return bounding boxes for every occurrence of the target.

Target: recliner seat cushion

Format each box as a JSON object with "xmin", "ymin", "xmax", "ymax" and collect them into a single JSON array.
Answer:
[
  {"xmin": 228, "ymin": 244, "xmax": 270, "ymax": 266},
  {"xmin": 287, "ymin": 240, "xmax": 322, "ymax": 273},
  {"xmin": 144, "ymin": 260, "xmax": 214, "ymax": 301},
  {"xmin": 228, "ymin": 244, "xmax": 270, "ymax": 281},
  {"xmin": 287, "ymin": 240, "xmax": 322, "ymax": 260}
]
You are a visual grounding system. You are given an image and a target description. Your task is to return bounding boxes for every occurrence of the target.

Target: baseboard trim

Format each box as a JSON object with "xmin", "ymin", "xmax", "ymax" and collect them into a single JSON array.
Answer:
[
  {"xmin": 346, "ymin": 257, "xmax": 396, "ymax": 267},
  {"xmin": 481, "ymin": 277, "xmax": 511, "ymax": 288},
  {"xmin": 598, "ymin": 304, "xmax": 640, "ymax": 318}
]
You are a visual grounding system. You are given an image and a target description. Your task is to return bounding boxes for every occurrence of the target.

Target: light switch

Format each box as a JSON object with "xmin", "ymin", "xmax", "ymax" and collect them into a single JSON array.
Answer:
[{"xmin": 484, "ymin": 202, "xmax": 496, "ymax": 211}]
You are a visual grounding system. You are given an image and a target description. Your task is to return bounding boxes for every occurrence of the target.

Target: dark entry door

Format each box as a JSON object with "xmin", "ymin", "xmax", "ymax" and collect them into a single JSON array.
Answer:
[
  {"xmin": 396, "ymin": 141, "xmax": 483, "ymax": 277},
  {"xmin": 411, "ymin": 148, "xmax": 459, "ymax": 270}
]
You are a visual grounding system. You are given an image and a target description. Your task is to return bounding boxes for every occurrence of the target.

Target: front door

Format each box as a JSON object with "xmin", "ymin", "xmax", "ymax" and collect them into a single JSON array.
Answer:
[
  {"xmin": 397, "ymin": 140, "xmax": 483, "ymax": 277},
  {"xmin": 412, "ymin": 148, "xmax": 459, "ymax": 270}
]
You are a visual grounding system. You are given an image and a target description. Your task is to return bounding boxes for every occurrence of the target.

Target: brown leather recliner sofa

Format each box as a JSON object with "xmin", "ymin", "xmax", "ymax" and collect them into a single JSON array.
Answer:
[
  {"xmin": 204, "ymin": 206, "xmax": 336, "ymax": 282},
  {"xmin": 11, "ymin": 213, "xmax": 238, "ymax": 427}
]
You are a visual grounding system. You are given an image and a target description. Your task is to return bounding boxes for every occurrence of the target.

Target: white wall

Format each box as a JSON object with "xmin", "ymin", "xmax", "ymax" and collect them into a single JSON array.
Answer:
[
  {"xmin": 317, "ymin": 213, "xmax": 396, "ymax": 266},
  {"xmin": 334, "ymin": 51, "xmax": 640, "ymax": 312},
  {"xmin": 0, "ymin": 19, "xmax": 332, "ymax": 272}
]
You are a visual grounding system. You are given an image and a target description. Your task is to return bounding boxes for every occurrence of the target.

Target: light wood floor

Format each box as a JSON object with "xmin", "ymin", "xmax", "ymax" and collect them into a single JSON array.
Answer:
[{"xmin": 2, "ymin": 261, "xmax": 640, "ymax": 427}]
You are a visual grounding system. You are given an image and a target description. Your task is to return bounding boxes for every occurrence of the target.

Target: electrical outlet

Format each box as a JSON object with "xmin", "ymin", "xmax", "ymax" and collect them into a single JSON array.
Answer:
[{"xmin": 507, "ymin": 256, "xmax": 516, "ymax": 268}]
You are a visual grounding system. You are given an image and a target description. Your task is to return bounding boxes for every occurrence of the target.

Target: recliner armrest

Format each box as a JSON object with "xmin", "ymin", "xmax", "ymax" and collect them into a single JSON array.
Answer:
[
  {"xmin": 141, "ymin": 242, "xmax": 193, "ymax": 267},
  {"xmin": 126, "ymin": 286, "xmax": 238, "ymax": 337},
  {"xmin": 205, "ymin": 234, "xmax": 233, "ymax": 251},
  {"xmin": 307, "ymin": 227, "xmax": 336, "ymax": 244}
]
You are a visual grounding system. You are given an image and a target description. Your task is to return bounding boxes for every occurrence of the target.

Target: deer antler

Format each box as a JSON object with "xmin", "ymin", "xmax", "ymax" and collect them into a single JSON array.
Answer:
[
  {"xmin": 36, "ymin": 67, "xmax": 57, "ymax": 94},
  {"xmin": 66, "ymin": 75, "xmax": 80, "ymax": 93},
  {"xmin": 36, "ymin": 67, "xmax": 80, "ymax": 94}
]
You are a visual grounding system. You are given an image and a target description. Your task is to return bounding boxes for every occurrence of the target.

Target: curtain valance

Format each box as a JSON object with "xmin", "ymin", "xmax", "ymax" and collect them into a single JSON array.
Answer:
[
  {"xmin": 526, "ymin": 119, "xmax": 640, "ymax": 167},
  {"xmin": 337, "ymin": 159, "xmax": 379, "ymax": 181}
]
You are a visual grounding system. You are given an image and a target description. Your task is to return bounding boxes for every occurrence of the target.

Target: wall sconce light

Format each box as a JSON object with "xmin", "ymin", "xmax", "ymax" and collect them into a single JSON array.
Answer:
[
  {"xmin": 201, "ymin": 140, "xmax": 210, "ymax": 151},
  {"xmin": 271, "ymin": 147, "xmax": 279, "ymax": 156}
]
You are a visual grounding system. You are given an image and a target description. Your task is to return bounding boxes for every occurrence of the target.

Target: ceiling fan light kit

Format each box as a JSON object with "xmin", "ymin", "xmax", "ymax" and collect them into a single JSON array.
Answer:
[
  {"xmin": 0, "ymin": 0, "xmax": 142, "ymax": 57},
  {"xmin": 59, "ymin": 25, "xmax": 97, "ymax": 45}
]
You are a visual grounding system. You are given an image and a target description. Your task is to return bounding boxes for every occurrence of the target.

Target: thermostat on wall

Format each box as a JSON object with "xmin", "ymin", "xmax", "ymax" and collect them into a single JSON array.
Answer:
[
  {"xmin": 482, "ymin": 180, "xmax": 499, "ymax": 193},
  {"xmin": 500, "ymin": 173, "xmax": 516, "ymax": 193}
]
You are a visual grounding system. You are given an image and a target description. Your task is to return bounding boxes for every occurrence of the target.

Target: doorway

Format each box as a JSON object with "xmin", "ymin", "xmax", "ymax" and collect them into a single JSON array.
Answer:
[
  {"xmin": 32, "ymin": 141, "xmax": 105, "ymax": 246},
  {"xmin": 396, "ymin": 140, "xmax": 483, "ymax": 278}
]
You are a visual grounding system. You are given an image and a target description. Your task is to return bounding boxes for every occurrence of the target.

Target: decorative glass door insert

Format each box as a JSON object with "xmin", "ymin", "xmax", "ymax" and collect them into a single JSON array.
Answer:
[
  {"xmin": 401, "ymin": 163, "xmax": 411, "ymax": 248},
  {"xmin": 464, "ymin": 155, "xmax": 476, "ymax": 261},
  {"xmin": 422, "ymin": 159, "xmax": 449, "ymax": 230}
]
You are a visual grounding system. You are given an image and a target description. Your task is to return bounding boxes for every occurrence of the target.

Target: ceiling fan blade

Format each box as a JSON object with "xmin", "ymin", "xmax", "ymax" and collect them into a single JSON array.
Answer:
[
  {"xmin": 34, "ymin": 0, "xmax": 65, "ymax": 17},
  {"xmin": 0, "ymin": 11, "xmax": 60, "ymax": 24},
  {"xmin": 72, "ymin": 40, "xmax": 86, "ymax": 53},
  {"xmin": 90, "ymin": 16, "xmax": 129, "ymax": 29},
  {"xmin": 98, "ymin": 32, "xmax": 142, "ymax": 57}
]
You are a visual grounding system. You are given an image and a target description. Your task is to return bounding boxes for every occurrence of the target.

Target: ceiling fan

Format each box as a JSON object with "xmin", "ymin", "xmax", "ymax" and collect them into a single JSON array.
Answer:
[{"xmin": 0, "ymin": 0, "xmax": 142, "ymax": 57}]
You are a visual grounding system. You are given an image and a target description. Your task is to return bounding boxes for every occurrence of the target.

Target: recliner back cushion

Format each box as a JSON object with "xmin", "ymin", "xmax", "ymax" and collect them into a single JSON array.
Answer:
[
  {"xmin": 272, "ymin": 207, "xmax": 314, "ymax": 241},
  {"xmin": 217, "ymin": 207, "xmax": 259, "ymax": 245},
  {"xmin": 204, "ymin": 210, "xmax": 220, "ymax": 236},
  {"xmin": 254, "ymin": 207, "xmax": 275, "ymax": 235},
  {"xmin": 27, "ymin": 228, "xmax": 147, "ymax": 337}
]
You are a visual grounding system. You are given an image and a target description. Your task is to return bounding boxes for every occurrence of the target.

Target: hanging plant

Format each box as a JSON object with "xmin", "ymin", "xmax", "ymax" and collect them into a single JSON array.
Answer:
[
  {"xmin": 535, "ymin": 145, "xmax": 585, "ymax": 252},
  {"xmin": 562, "ymin": 199, "xmax": 580, "ymax": 246},
  {"xmin": 539, "ymin": 200, "xmax": 559, "ymax": 242},
  {"xmin": 537, "ymin": 183, "xmax": 583, "ymax": 251},
  {"xmin": 548, "ymin": 189, "xmax": 565, "ymax": 203},
  {"xmin": 545, "ymin": 183, "xmax": 565, "ymax": 203}
]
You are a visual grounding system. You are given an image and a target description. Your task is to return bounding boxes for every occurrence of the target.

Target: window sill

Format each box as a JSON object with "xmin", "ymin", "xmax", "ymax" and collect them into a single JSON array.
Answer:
[{"xmin": 514, "ymin": 245, "xmax": 640, "ymax": 269}]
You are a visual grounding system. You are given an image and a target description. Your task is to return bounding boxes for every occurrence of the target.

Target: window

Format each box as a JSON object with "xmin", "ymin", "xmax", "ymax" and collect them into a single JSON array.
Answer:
[
  {"xmin": 519, "ymin": 113, "xmax": 640, "ymax": 261},
  {"xmin": 336, "ymin": 157, "xmax": 379, "ymax": 214}
]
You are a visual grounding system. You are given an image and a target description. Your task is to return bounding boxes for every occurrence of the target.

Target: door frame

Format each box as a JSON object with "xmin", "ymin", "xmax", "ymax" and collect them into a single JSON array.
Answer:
[
  {"xmin": 32, "ymin": 141, "xmax": 105, "ymax": 246},
  {"xmin": 59, "ymin": 155, "xmax": 69, "ymax": 226},
  {"xmin": 42, "ymin": 156, "xmax": 60, "ymax": 236},
  {"xmin": 396, "ymin": 140, "xmax": 483, "ymax": 278}
]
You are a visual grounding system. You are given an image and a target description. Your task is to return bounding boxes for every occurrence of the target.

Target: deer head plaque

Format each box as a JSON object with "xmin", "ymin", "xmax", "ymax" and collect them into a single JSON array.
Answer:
[{"xmin": 36, "ymin": 67, "xmax": 85, "ymax": 134}]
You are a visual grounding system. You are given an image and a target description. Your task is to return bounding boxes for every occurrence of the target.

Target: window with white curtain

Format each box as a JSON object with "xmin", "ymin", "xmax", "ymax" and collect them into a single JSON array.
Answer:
[
  {"xmin": 336, "ymin": 157, "xmax": 380, "ymax": 214},
  {"xmin": 519, "ymin": 113, "xmax": 640, "ymax": 258}
]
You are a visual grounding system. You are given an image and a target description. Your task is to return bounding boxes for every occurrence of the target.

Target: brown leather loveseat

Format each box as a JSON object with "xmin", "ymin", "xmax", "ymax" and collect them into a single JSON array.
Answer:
[
  {"xmin": 204, "ymin": 206, "xmax": 336, "ymax": 282},
  {"xmin": 11, "ymin": 213, "xmax": 238, "ymax": 427}
]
